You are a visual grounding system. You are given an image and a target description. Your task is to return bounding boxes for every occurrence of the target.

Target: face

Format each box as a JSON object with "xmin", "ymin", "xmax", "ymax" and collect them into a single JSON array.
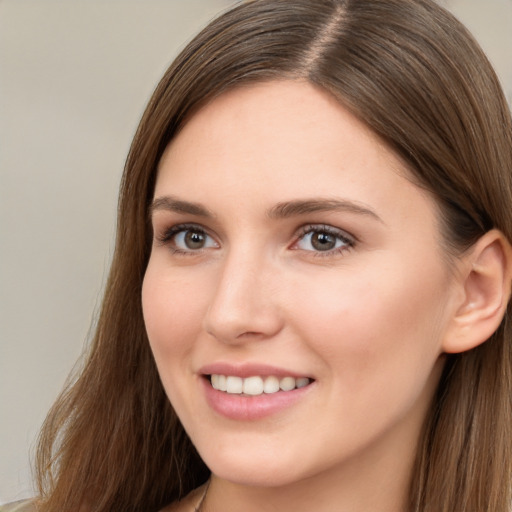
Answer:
[{"xmin": 142, "ymin": 81, "xmax": 460, "ymax": 489}]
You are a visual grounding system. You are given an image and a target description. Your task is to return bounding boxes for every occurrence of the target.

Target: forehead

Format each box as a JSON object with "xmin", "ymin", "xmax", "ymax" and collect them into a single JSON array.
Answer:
[
  {"xmin": 159, "ymin": 81, "xmax": 401, "ymax": 179},
  {"xmin": 155, "ymin": 80, "xmax": 437, "ymax": 230}
]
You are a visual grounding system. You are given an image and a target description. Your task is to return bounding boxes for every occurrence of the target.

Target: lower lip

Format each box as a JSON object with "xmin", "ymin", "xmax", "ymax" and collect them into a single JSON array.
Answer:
[{"xmin": 201, "ymin": 377, "xmax": 314, "ymax": 421}]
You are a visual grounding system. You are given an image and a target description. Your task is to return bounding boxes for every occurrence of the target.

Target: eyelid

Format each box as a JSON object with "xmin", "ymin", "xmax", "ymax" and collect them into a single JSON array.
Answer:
[
  {"xmin": 296, "ymin": 223, "xmax": 355, "ymax": 239},
  {"xmin": 154, "ymin": 221, "xmax": 355, "ymax": 257},
  {"xmin": 291, "ymin": 223, "xmax": 356, "ymax": 254},
  {"xmin": 155, "ymin": 222, "xmax": 219, "ymax": 252}
]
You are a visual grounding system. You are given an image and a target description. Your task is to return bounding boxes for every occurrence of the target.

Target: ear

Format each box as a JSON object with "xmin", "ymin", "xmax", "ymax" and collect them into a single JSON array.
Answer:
[{"xmin": 443, "ymin": 230, "xmax": 512, "ymax": 354}]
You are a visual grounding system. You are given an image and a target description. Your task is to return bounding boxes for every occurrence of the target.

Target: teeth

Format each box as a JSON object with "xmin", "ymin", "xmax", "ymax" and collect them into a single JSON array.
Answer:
[
  {"xmin": 210, "ymin": 375, "xmax": 311, "ymax": 395},
  {"xmin": 210, "ymin": 374, "xmax": 227, "ymax": 391},
  {"xmin": 226, "ymin": 376, "xmax": 243, "ymax": 394},
  {"xmin": 296, "ymin": 377, "xmax": 310, "ymax": 388},
  {"xmin": 263, "ymin": 376, "xmax": 280, "ymax": 394},
  {"xmin": 279, "ymin": 376, "xmax": 295, "ymax": 391},
  {"xmin": 243, "ymin": 376, "xmax": 264, "ymax": 395}
]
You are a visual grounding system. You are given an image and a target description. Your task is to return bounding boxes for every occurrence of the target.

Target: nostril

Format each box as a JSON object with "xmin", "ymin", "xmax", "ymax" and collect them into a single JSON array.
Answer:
[
  {"xmin": 236, "ymin": 331, "xmax": 263, "ymax": 339},
  {"xmin": 203, "ymin": 283, "xmax": 284, "ymax": 344}
]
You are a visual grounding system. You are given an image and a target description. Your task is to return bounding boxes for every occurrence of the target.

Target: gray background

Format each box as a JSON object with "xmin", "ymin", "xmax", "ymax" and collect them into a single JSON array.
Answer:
[{"xmin": 1, "ymin": 0, "xmax": 511, "ymax": 504}]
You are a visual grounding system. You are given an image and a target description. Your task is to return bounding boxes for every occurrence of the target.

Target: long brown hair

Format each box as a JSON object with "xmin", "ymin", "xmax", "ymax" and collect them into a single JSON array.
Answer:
[{"xmin": 36, "ymin": 1, "xmax": 512, "ymax": 511}]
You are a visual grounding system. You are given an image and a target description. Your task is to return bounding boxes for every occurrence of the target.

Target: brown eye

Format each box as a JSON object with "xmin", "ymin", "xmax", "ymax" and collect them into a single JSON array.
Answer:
[
  {"xmin": 294, "ymin": 226, "xmax": 353, "ymax": 254},
  {"xmin": 310, "ymin": 232, "xmax": 337, "ymax": 251},
  {"xmin": 164, "ymin": 226, "xmax": 218, "ymax": 252},
  {"xmin": 184, "ymin": 230, "xmax": 207, "ymax": 249}
]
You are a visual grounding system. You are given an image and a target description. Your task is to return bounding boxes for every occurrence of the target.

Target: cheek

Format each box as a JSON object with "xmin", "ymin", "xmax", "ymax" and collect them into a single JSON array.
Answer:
[
  {"xmin": 141, "ymin": 264, "xmax": 208, "ymax": 360},
  {"xmin": 288, "ymin": 260, "xmax": 449, "ymax": 394}
]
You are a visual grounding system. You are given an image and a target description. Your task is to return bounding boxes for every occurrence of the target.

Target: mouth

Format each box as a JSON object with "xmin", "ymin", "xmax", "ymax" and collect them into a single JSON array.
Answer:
[
  {"xmin": 200, "ymin": 366, "xmax": 315, "ymax": 420},
  {"xmin": 206, "ymin": 374, "xmax": 313, "ymax": 396}
]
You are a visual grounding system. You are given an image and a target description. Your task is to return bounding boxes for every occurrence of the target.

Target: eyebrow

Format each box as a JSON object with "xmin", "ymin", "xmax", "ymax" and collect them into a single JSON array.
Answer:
[
  {"xmin": 267, "ymin": 198, "xmax": 383, "ymax": 223},
  {"xmin": 149, "ymin": 195, "xmax": 383, "ymax": 223},
  {"xmin": 149, "ymin": 196, "xmax": 215, "ymax": 218}
]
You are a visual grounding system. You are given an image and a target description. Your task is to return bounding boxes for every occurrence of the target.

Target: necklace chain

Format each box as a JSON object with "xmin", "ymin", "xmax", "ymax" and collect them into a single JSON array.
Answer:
[{"xmin": 194, "ymin": 479, "xmax": 210, "ymax": 512}]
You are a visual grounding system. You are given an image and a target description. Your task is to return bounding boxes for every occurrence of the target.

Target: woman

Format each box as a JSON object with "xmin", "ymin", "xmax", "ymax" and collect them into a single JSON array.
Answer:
[{"xmin": 4, "ymin": 0, "xmax": 512, "ymax": 510}]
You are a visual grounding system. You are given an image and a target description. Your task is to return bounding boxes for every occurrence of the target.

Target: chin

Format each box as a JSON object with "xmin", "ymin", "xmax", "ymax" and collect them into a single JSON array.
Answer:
[
  {"xmin": 198, "ymin": 445, "xmax": 309, "ymax": 488},
  {"xmin": 211, "ymin": 465, "xmax": 303, "ymax": 488}
]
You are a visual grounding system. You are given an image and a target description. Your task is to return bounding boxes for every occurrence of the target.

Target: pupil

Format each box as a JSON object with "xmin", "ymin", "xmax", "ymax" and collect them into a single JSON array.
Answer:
[
  {"xmin": 185, "ymin": 231, "xmax": 205, "ymax": 249},
  {"xmin": 312, "ymin": 232, "xmax": 336, "ymax": 251}
]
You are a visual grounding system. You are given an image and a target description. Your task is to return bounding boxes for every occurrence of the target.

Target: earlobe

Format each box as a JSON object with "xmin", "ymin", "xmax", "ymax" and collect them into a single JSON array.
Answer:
[{"xmin": 443, "ymin": 230, "xmax": 512, "ymax": 354}]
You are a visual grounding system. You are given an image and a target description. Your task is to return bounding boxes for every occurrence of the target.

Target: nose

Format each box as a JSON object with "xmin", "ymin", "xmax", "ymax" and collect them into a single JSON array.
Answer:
[{"xmin": 203, "ymin": 248, "xmax": 284, "ymax": 344}]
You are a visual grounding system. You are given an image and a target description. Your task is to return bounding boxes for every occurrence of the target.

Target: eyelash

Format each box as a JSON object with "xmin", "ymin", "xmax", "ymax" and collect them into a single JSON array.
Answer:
[
  {"xmin": 156, "ymin": 223, "xmax": 215, "ymax": 255},
  {"xmin": 292, "ymin": 224, "xmax": 355, "ymax": 257},
  {"xmin": 155, "ymin": 223, "xmax": 355, "ymax": 257}
]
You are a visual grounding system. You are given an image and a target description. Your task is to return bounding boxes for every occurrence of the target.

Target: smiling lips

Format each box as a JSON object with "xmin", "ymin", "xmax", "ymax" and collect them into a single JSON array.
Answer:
[
  {"xmin": 210, "ymin": 375, "xmax": 312, "ymax": 396},
  {"xmin": 201, "ymin": 367, "xmax": 314, "ymax": 420}
]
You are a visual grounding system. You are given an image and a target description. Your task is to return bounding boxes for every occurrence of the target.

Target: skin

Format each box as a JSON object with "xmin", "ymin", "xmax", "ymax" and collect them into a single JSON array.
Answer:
[{"xmin": 142, "ymin": 81, "xmax": 467, "ymax": 512}]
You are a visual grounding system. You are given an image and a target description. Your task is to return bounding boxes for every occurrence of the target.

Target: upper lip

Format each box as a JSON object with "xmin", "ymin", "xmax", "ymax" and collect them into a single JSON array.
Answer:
[{"xmin": 199, "ymin": 362, "xmax": 312, "ymax": 379}]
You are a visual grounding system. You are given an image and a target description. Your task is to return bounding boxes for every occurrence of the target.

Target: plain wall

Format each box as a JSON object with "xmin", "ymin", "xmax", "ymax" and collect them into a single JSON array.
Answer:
[
  {"xmin": 0, "ymin": 0, "xmax": 511, "ymax": 504},
  {"xmin": 0, "ymin": 0, "xmax": 233, "ymax": 503}
]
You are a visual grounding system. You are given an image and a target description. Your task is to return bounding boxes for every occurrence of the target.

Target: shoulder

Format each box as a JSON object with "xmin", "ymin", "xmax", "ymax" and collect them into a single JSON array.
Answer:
[{"xmin": 0, "ymin": 500, "xmax": 37, "ymax": 512}]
